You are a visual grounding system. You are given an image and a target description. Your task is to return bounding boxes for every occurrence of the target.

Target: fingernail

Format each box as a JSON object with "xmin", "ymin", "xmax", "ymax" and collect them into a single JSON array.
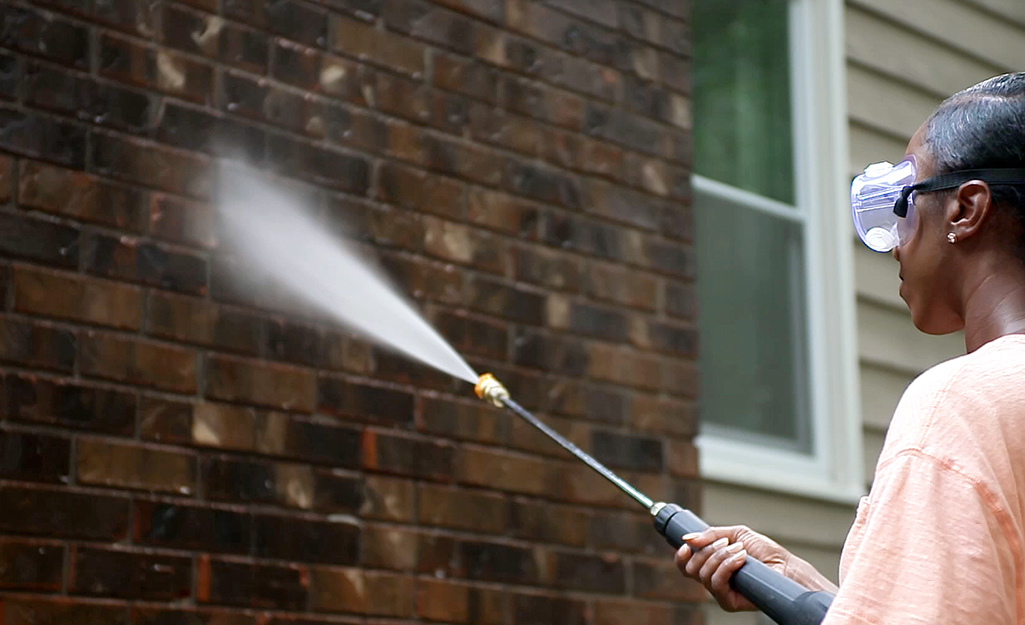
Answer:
[
  {"xmin": 682, "ymin": 533, "xmax": 701, "ymax": 542},
  {"xmin": 728, "ymin": 542, "xmax": 744, "ymax": 553},
  {"xmin": 712, "ymin": 537, "xmax": 729, "ymax": 549},
  {"xmin": 733, "ymin": 549, "xmax": 747, "ymax": 561}
]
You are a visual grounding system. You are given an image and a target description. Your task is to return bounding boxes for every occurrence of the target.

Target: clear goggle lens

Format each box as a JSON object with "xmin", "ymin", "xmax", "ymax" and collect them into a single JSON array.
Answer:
[{"xmin": 851, "ymin": 158, "xmax": 917, "ymax": 253}]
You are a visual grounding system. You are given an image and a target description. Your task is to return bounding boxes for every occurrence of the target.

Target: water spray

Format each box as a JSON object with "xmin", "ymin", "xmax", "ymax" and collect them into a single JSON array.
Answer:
[
  {"xmin": 214, "ymin": 165, "xmax": 834, "ymax": 625},
  {"xmin": 474, "ymin": 376, "xmax": 833, "ymax": 625}
]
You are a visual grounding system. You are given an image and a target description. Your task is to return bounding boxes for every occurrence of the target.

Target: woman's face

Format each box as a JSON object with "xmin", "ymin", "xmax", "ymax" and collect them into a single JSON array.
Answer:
[{"xmin": 892, "ymin": 124, "xmax": 965, "ymax": 335}]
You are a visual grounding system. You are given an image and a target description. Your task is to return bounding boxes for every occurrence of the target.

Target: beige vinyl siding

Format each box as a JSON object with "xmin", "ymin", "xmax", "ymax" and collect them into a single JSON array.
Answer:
[{"xmin": 703, "ymin": 4, "xmax": 1024, "ymax": 624}]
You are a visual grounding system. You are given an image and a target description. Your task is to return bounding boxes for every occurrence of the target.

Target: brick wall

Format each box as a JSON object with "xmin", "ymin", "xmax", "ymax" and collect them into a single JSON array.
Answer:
[{"xmin": 0, "ymin": 0, "xmax": 700, "ymax": 624}]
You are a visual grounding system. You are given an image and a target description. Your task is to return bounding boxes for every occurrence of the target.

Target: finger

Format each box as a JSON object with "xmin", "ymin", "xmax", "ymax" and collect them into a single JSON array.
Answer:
[
  {"xmin": 710, "ymin": 545, "xmax": 747, "ymax": 600},
  {"xmin": 674, "ymin": 543, "xmax": 692, "ymax": 572},
  {"xmin": 699, "ymin": 540, "xmax": 744, "ymax": 585},
  {"xmin": 685, "ymin": 536, "xmax": 729, "ymax": 577}
]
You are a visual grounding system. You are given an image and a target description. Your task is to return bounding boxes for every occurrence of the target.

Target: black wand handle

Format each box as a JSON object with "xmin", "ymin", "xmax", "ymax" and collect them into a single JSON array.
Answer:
[{"xmin": 652, "ymin": 503, "xmax": 834, "ymax": 625}]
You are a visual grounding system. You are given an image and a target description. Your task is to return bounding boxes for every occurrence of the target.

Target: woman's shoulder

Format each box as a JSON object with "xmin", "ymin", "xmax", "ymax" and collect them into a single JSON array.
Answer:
[{"xmin": 883, "ymin": 334, "xmax": 1025, "ymax": 458}]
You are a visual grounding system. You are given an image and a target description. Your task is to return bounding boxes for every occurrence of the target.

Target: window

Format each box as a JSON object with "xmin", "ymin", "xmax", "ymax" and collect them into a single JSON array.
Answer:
[{"xmin": 692, "ymin": 0, "xmax": 863, "ymax": 501}]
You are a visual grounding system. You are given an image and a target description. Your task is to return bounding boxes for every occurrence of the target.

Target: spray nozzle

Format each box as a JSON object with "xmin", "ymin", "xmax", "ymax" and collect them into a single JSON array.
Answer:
[{"xmin": 475, "ymin": 373, "xmax": 510, "ymax": 407}]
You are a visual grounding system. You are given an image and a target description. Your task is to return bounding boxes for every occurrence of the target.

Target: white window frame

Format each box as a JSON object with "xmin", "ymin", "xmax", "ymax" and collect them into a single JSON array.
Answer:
[{"xmin": 694, "ymin": 0, "xmax": 864, "ymax": 504}]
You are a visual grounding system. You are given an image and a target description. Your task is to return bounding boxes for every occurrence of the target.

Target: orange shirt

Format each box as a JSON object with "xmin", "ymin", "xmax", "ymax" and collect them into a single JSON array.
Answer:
[{"xmin": 824, "ymin": 334, "xmax": 1025, "ymax": 625}]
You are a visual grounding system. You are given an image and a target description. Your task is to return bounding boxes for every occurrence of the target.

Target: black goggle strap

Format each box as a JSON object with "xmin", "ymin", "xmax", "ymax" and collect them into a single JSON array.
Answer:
[{"xmin": 894, "ymin": 168, "xmax": 1025, "ymax": 218}]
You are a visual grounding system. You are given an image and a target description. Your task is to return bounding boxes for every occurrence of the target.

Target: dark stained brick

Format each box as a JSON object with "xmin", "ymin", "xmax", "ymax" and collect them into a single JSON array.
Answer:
[
  {"xmin": 202, "ymin": 558, "xmax": 308, "ymax": 610},
  {"xmin": 0, "ymin": 105, "xmax": 86, "ymax": 168},
  {"xmin": 0, "ymin": 212, "xmax": 79, "ymax": 269},
  {"xmin": 591, "ymin": 430, "xmax": 663, "ymax": 472},
  {"xmin": 134, "ymin": 501, "xmax": 251, "ymax": 555},
  {"xmin": 0, "ymin": 316, "xmax": 76, "ymax": 373},
  {"xmin": 318, "ymin": 378, "xmax": 415, "ymax": 427},
  {"xmin": 0, "ymin": 431, "xmax": 70, "ymax": 484},
  {"xmin": 0, "ymin": 539, "xmax": 63, "ymax": 591},
  {"xmin": 83, "ymin": 233, "xmax": 208, "ymax": 295},
  {"xmin": 2, "ymin": 374, "xmax": 136, "ymax": 435},
  {"xmin": 0, "ymin": 5, "xmax": 89, "ymax": 68},
  {"xmin": 253, "ymin": 514, "xmax": 359, "ymax": 565},
  {"xmin": 26, "ymin": 64, "xmax": 152, "ymax": 133},
  {"xmin": 71, "ymin": 548, "xmax": 192, "ymax": 600},
  {"xmin": 0, "ymin": 486, "xmax": 129, "ymax": 540}
]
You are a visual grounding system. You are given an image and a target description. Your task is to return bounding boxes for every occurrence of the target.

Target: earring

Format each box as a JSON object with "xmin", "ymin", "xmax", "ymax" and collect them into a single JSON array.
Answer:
[{"xmin": 947, "ymin": 233, "xmax": 957, "ymax": 244}]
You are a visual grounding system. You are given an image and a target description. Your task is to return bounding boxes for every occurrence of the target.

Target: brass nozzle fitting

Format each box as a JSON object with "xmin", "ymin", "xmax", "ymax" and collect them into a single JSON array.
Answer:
[{"xmin": 475, "ymin": 373, "xmax": 510, "ymax": 407}]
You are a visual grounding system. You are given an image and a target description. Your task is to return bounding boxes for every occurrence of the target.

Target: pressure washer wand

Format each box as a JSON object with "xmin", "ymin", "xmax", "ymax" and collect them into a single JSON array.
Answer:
[{"xmin": 474, "ymin": 374, "xmax": 834, "ymax": 625}]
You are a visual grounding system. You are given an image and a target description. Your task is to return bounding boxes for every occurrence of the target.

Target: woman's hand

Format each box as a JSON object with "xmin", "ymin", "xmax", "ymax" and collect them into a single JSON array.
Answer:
[{"xmin": 674, "ymin": 525, "xmax": 793, "ymax": 612}]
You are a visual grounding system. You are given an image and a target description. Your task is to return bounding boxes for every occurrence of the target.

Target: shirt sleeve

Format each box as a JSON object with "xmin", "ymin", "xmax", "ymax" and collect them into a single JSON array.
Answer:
[{"xmin": 822, "ymin": 450, "xmax": 1018, "ymax": 625}]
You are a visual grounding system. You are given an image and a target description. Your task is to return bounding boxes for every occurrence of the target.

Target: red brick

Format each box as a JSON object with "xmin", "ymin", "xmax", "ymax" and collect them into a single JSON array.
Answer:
[
  {"xmin": 385, "ymin": 0, "xmax": 477, "ymax": 55},
  {"xmin": 254, "ymin": 513, "xmax": 359, "ymax": 565},
  {"xmin": 362, "ymin": 430, "xmax": 454, "ymax": 481},
  {"xmin": 134, "ymin": 500, "xmax": 251, "ymax": 555},
  {"xmin": 77, "ymin": 438, "xmax": 197, "ymax": 495},
  {"xmin": 663, "ymin": 359, "xmax": 699, "ymax": 398},
  {"xmin": 361, "ymin": 525, "xmax": 419, "ymax": 570},
  {"xmin": 418, "ymin": 483, "xmax": 507, "ymax": 533},
  {"xmin": 0, "ymin": 316, "xmax": 75, "ymax": 372},
  {"xmin": 457, "ymin": 446, "xmax": 550, "ymax": 496},
  {"xmin": 434, "ymin": 53, "xmax": 499, "ymax": 104},
  {"xmin": 417, "ymin": 578, "xmax": 468, "ymax": 623},
  {"xmin": 3, "ymin": 374, "xmax": 136, "ymax": 435},
  {"xmin": 360, "ymin": 475, "xmax": 415, "ymax": 522},
  {"xmin": 512, "ymin": 592, "xmax": 586, "ymax": 625},
  {"xmin": 333, "ymin": 15, "xmax": 425, "ymax": 77},
  {"xmin": 203, "ymin": 457, "xmax": 323, "ymax": 511},
  {"xmin": 206, "ymin": 354, "xmax": 316, "ymax": 412},
  {"xmin": 18, "ymin": 160, "xmax": 146, "ymax": 231},
  {"xmin": 633, "ymin": 560, "xmax": 705, "ymax": 601},
  {"xmin": 91, "ymin": 133, "xmax": 212, "ymax": 199},
  {"xmin": 318, "ymin": 377, "xmax": 415, "ymax": 426},
  {"xmin": 377, "ymin": 162, "xmax": 466, "ymax": 219},
  {"xmin": 98, "ymin": 32, "xmax": 214, "ymax": 104},
  {"xmin": 0, "ymin": 105, "xmax": 87, "ymax": 168},
  {"xmin": 309, "ymin": 566, "xmax": 415, "ymax": 616},
  {"xmin": 150, "ymin": 193, "xmax": 217, "ymax": 248},
  {"xmin": 668, "ymin": 440, "xmax": 699, "ymax": 477},
  {"xmin": 0, "ymin": 211, "xmax": 79, "ymax": 270},
  {"xmin": 0, "ymin": 5, "xmax": 89, "ymax": 68},
  {"xmin": 188, "ymin": 402, "xmax": 257, "ymax": 451},
  {"xmin": 200, "ymin": 557, "xmax": 308, "ymax": 610},
  {"xmin": 148, "ymin": 292, "xmax": 263, "ymax": 356},
  {"xmin": 0, "ymin": 430, "xmax": 71, "ymax": 484},
  {"xmin": 467, "ymin": 187, "xmax": 540, "ymax": 236},
  {"xmin": 70, "ymin": 547, "xmax": 192, "ymax": 600},
  {"xmin": 419, "ymin": 395, "xmax": 507, "ymax": 444},
  {"xmin": 80, "ymin": 331, "xmax": 198, "ymax": 393},
  {"xmin": 423, "ymin": 216, "xmax": 507, "ymax": 274},
  {"xmin": 0, "ymin": 597, "xmax": 129, "ymax": 625},
  {"xmin": 133, "ymin": 607, "xmax": 257, "ymax": 625},
  {"xmin": 0, "ymin": 539, "xmax": 63, "ymax": 591},
  {"xmin": 596, "ymin": 600, "xmax": 672, "ymax": 625},
  {"xmin": 629, "ymin": 394, "xmax": 697, "ymax": 437},
  {"xmin": 0, "ymin": 486, "xmax": 129, "ymax": 540},
  {"xmin": 509, "ymin": 498, "xmax": 587, "ymax": 547}
]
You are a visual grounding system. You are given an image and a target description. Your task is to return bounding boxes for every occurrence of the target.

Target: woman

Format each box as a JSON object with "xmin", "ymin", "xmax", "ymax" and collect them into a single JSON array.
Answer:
[{"xmin": 677, "ymin": 73, "xmax": 1025, "ymax": 624}]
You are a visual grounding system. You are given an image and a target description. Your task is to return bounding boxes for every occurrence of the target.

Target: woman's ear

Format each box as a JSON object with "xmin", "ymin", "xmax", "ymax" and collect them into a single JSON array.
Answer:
[{"xmin": 949, "ymin": 180, "xmax": 994, "ymax": 242}]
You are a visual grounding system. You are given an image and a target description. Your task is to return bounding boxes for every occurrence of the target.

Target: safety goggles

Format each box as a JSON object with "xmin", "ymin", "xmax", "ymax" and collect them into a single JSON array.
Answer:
[{"xmin": 851, "ymin": 157, "xmax": 1025, "ymax": 252}]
